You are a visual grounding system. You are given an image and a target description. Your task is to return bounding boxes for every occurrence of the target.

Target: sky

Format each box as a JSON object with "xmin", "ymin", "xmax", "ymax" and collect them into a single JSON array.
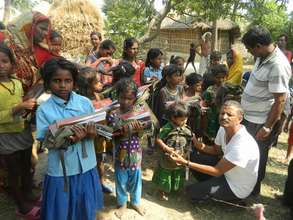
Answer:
[
  {"xmin": 91, "ymin": 0, "xmax": 164, "ymax": 11},
  {"xmin": 0, "ymin": 0, "xmax": 165, "ymax": 20},
  {"xmin": 288, "ymin": 1, "xmax": 293, "ymax": 14},
  {"xmin": 0, "ymin": 0, "xmax": 292, "ymax": 21}
]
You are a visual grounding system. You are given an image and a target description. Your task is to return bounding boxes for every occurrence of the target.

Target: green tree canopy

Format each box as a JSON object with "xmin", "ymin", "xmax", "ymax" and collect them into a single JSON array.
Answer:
[
  {"xmin": 246, "ymin": 0, "xmax": 289, "ymax": 40},
  {"xmin": 103, "ymin": 0, "xmax": 292, "ymax": 53},
  {"xmin": 103, "ymin": 0, "xmax": 156, "ymax": 54}
]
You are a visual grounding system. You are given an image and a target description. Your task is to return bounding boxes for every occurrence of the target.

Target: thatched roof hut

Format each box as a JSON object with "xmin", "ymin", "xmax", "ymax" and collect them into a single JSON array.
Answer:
[
  {"xmin": 48, "ymin": 0, "xmax": 103, "ymax": 58},
  {"xmin": 147, "ymin": 17, "xmax": 240, "ymax": 57}
]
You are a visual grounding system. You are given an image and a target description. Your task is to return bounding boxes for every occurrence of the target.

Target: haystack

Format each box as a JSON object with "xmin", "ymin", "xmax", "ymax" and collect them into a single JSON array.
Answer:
[{"xmin": 48, "ymin": 0, "xmax": 103, "ymax": 59}]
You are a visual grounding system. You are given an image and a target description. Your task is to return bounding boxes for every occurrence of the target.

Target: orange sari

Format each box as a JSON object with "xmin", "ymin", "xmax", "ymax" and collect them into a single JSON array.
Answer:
[
  {"xmin": 1, "ymin": 11, "xmax": 55, "ymax": 92},
  {"xmin": 226, "ymin": 49, "xmax": 243, "ymax": 85}
]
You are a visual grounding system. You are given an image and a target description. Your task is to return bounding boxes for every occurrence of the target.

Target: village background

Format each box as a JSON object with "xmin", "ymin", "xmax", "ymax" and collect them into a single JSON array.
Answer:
[{"xmin": 0, "ymin": 0, "xmax": 293, "ymax": 219}]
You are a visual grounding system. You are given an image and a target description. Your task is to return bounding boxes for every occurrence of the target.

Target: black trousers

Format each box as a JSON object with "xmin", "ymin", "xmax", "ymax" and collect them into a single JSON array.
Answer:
[
  {"xmin": 186, "ymin": 175, "xmax": 239, "ymax": 202},
  {"xmin": 190, "ymin": 150, "xmax": 219, "ymax": 181},
  {"xmin": 242, "ymin": 119, "xmax": 277, "ymax": 195},
  {"xmin": 2, "ymin": 147, "xmax": 33, "ymax": 205},
  {"xmin": 188, "ymin": 150, "xmax": 239, "ymax": 201},
  {"xmin": 283, "ymin": 159, "xmax": 293, "ymax": 206}
]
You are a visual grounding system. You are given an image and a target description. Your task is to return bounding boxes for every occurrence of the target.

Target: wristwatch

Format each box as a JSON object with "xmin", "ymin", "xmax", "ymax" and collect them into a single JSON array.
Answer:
[{"xmin": 262, "ymin": 126, "xmax": 271, "ymax": 133}]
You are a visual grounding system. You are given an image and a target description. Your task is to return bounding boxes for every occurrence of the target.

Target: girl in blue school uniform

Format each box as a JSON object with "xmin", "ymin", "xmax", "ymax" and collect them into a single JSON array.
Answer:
[{"xmin": 36, "ymin": 58, "xmax": 103, "ymax": 220}]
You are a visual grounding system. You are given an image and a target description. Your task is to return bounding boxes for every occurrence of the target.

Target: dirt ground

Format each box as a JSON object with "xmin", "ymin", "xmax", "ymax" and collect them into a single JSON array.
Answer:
[{"xmin": 0, "ymin": 133, "xmax": 291, "ymax": 220}]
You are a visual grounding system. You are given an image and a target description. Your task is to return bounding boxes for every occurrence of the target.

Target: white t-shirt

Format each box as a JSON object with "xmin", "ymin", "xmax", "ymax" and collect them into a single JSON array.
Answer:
[{"xmin": 215, "ymin": 125, "xmax": 259, "ymax": 199}]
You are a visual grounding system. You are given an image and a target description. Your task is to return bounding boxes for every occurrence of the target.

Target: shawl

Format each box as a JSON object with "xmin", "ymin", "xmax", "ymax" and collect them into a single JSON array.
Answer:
[
  {"xmin": 226, "ymin": 49, "xmax": 243, "ymax": 85},
  {"xmin": 1, "ymin": 11, "xmax": 54, "ymax": 92}
]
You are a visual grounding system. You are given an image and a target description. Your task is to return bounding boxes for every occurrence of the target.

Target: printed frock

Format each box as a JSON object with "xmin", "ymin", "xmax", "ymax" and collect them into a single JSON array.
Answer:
[{"xmin": 107, "ymin": 112, "xmax": 142, "ymax": 170}]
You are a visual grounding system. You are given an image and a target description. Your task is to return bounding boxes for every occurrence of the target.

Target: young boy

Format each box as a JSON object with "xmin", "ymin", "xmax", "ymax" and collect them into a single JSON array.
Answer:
[
  {"xmin": 184, "ymin": 43, "xmax": 197, "ymax": 73},
  {"xmin": 202, "ymin": 64, "xmax": 228, "ymax": 145},
  {"xmin": 198, "ymin": 32, "xmax": 212, "ymax": 75}
]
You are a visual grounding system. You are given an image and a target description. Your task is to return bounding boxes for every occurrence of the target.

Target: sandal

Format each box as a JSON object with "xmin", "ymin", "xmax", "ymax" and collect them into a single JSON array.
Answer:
[{"xmin": 16, "ymin": 206, "xmax": 41, "ymax": 220}]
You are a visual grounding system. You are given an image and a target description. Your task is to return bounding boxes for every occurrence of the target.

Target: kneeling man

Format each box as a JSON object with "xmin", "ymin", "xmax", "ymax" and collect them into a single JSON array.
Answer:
[{"xmin": 170, "ymin": 100, "xmax": 259, "ymax": 201}]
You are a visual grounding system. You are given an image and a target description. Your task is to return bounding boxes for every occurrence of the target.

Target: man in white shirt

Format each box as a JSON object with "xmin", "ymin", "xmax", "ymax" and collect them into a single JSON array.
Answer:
[
  {"xmin": 241, "ymin": 26, "xmax": 291, "ymax": 195},
  {"xmin": 170, "ymin": 100, "xmax": 259, "ymax": 201}
]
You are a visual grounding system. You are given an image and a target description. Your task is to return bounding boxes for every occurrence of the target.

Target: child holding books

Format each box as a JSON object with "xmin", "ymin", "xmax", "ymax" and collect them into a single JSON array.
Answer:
[
  {"xmin": 76, "ymin": 66, "xmax": 113, "ymax": 193},
  {"xmin": 107, "ymin": 78, "xmax": 146, "ymax": 218},
  {"xmin": 36, "ymin": 58, "xmax": 103, "ymax": 220}
]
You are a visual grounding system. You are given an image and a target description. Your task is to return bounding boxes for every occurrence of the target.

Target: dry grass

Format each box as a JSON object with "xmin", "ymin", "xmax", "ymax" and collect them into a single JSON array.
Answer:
[
  {"xmin": 49, "ymin": 0, "xmax": 104, "ymax": 57},
  {"xmin": 97, "ymin": 133, "xmax": 291, "ymax": 220},
  {"xmin": 0, "ymin": 133, "xmax": 290, "ymax": 220}
]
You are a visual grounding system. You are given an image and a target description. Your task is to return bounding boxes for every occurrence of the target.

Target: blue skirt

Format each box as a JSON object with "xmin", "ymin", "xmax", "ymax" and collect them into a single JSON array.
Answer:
[{"xmin": 41, "ymin": 168, "xmax": 103, "ymax": 220}]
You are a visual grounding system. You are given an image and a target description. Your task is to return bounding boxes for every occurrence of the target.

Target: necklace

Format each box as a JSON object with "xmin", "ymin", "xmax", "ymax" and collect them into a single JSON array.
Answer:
[
  {"xmin": 0, "ymin": 79, "xmax": 16, "ymax": 95},
  {"xmin": 165, "ymin": 86, "xmax": 178, "ymax": 96}
]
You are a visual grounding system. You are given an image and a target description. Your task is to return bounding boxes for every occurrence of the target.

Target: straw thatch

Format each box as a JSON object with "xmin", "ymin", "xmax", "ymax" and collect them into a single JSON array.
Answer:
[
  {"xmin": 147, "ymin": 17, "xmax": 240, "ymax": 56},
  {"xmin": 160, "ymin": 17, "xmax": 239, "ymax": 32},
  {"xmin": 48, "ymin": 0, "xmax": 103, "ymax": 58}
]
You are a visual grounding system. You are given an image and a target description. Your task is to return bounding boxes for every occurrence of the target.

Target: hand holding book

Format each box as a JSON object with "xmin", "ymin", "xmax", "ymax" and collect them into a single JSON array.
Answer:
[{"xmin": 121, "ymin": 120, "xmax": 145, "ymax": 135}]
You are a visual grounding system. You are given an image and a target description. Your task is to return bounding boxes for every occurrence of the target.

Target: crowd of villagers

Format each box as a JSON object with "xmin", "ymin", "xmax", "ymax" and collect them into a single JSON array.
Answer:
[{"xmin": 0, "ymin": 9, "xmax": 292, "ymax": 220}]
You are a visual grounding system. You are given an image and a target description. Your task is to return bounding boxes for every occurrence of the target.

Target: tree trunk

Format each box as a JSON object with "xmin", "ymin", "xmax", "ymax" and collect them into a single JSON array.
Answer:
[
  {"xmin": 211, "ymin": 19, "xmax": 218, "ymax": 51},
  {"xmin": 3, "ymin": 0, "xmax": 11, "ymax": 24},
  {"xmin": 231, "ymin": 0, "xmax": 240, "ymax": 22},
  {"xmin": 138, "ymin": 0, "xmax": 174, "ymax": 45}
]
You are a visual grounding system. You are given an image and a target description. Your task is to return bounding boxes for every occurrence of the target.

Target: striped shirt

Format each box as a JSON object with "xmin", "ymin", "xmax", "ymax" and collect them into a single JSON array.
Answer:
[{"xmin": 241, "ymin": 46, "xmax": 291, "ymax": 124}]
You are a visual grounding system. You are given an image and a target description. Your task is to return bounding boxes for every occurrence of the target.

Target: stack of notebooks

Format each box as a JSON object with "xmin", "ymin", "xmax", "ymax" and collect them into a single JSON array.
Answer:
[{"xmin": 48, "ymin": 84, "xmax": 153, "ymax": 140}]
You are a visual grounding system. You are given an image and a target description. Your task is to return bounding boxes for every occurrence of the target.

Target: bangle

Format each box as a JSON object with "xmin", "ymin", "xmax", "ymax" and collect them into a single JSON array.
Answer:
[
  {"xmin": 186, "ymin": 161, "xmax": 190, "ymax": 167},
  {"xmin": 262, "ymin": 126, "xmax": 271, "ymax": 133}
]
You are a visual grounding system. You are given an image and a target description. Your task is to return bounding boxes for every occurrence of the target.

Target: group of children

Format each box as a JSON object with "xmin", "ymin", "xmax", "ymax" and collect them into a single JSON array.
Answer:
[{"xmin": 0, "ymin": 30, "xmax": 266, "ymax": 220}]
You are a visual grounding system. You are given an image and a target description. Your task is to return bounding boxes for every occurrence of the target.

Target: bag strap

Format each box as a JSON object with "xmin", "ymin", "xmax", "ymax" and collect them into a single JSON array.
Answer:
[
  {"xmin": 126, "ymin": 124, "xmax": 133, "ymax": 167},
  {"xmin": 81, "ymin": 140, "xmax": 88, "ymax": 158},
  {"xmin": 59, "ymin": 149, "xmax": 68, "ymax": 192}
]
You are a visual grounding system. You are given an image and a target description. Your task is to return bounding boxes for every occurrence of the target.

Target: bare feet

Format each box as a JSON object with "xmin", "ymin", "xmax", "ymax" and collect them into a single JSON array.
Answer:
[
  {"xmin": 131, "ymin": 204, "xmax": 146, "ymax": 216},
  {"xmin": 114, "ymin": 204, "xmax": 127, "ymax": 219}
]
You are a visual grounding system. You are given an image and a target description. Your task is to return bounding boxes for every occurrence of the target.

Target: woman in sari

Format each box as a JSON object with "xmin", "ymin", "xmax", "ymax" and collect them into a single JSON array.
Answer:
[
  {"xmin": 226, "ymin": 49, "xmax": 243, "ymax": 85},
  {"xmin": 0, "ymin": 11, "xmax": 55, "ymax": 93},
  {"xmin": 0, "ymin": 12, "xmax": 55, "ymax": 219}
]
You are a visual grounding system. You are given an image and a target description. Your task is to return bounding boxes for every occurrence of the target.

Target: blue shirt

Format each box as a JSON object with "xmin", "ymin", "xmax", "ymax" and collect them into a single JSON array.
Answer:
[
  {"xmin": 36, "ymin": 92, "xmax": 97, "ymax": 177},
  {"xmin": 143, "ymin": 66, "xmax": 163, "ymax": 80}
]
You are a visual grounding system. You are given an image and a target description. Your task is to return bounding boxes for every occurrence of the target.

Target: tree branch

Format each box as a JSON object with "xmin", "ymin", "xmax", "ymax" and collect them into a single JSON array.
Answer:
[
  {"xmin": 165, "ymin": 15, "xmax": 193, "ymax": 28},
  {"xmin": 138, "ymin": 0, "xmax": 174, "ymax": 44},
  {"xmin": 231, "ymin": 0, "xmax": 240, "ymax": 22}
]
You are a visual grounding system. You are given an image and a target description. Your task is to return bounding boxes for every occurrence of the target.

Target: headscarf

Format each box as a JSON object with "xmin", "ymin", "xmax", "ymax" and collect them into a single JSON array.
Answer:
[
  {"xmin": 1, "ymin": 11, "xmax": 54, "ymax": 92},
  {"xmin": 226, "ymin": 49, "xmax": 243, "ymax": 85}
]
